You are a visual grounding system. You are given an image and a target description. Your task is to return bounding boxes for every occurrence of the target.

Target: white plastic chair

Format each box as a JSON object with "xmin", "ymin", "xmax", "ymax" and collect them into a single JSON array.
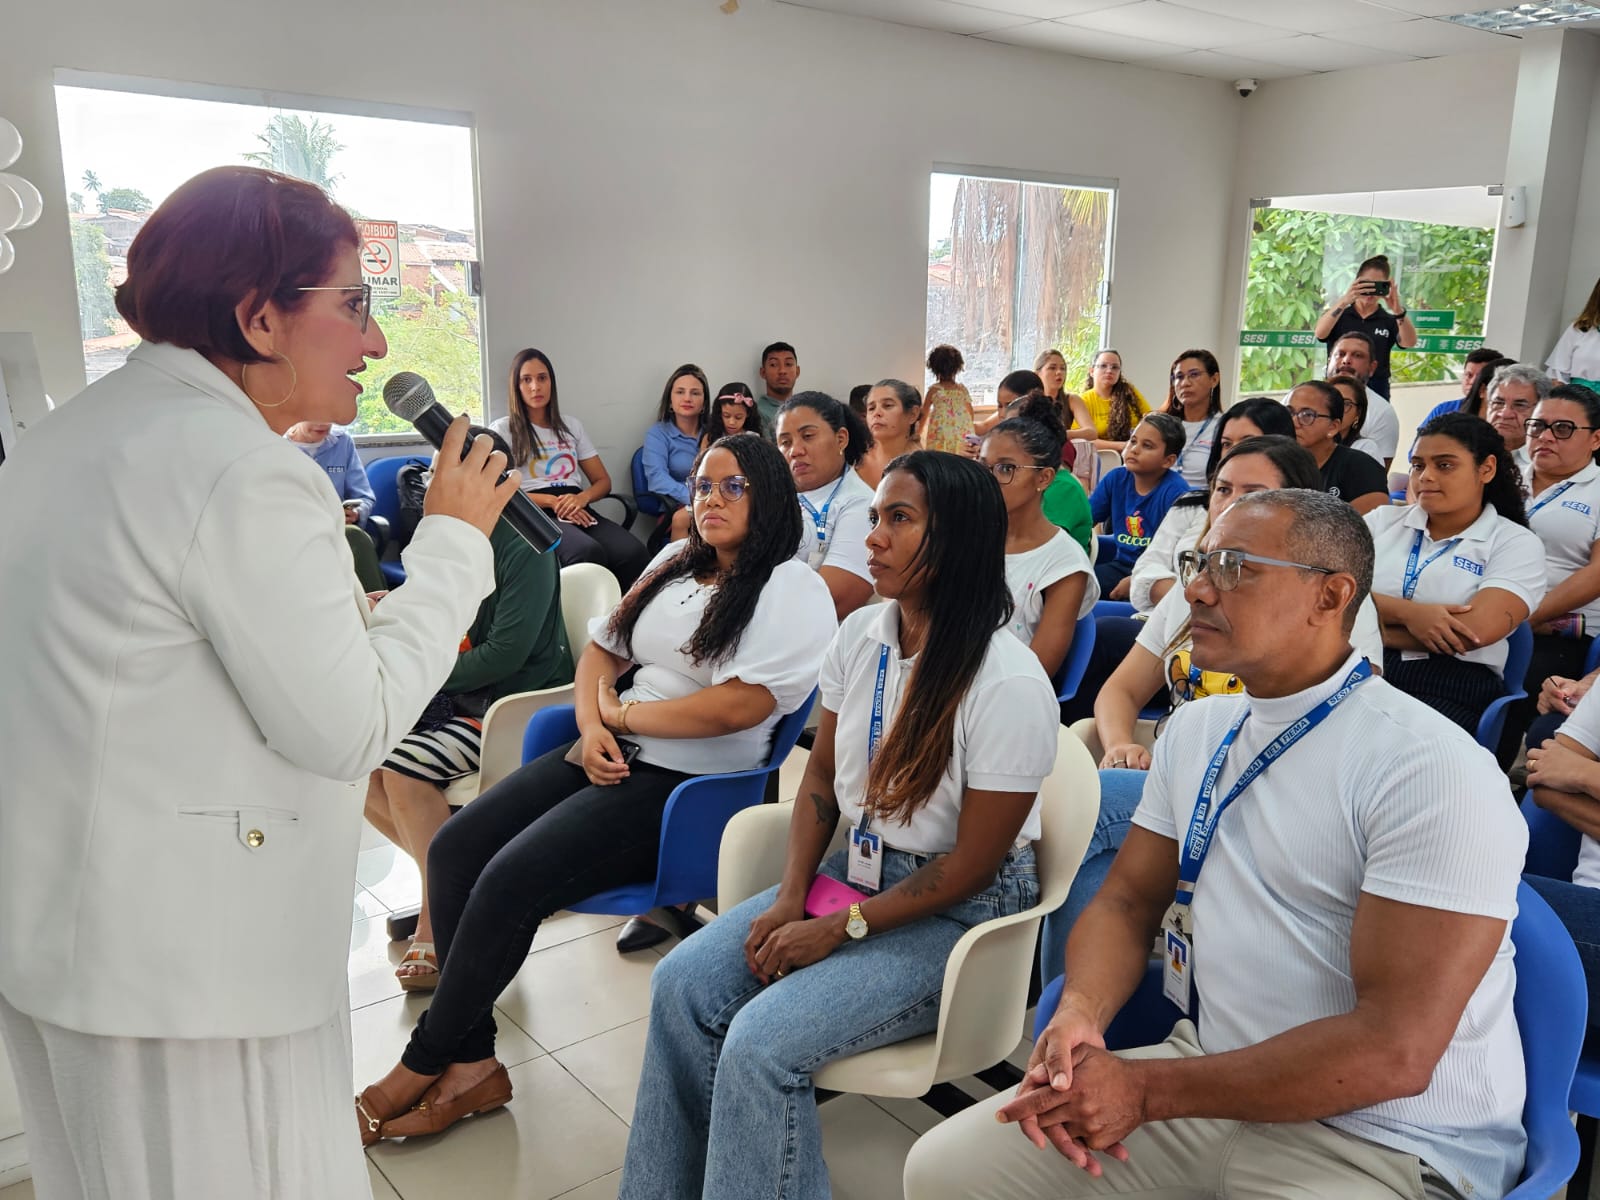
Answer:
[
  {"xmin": 1068, "ymin": 716, "xmax": 1157, "ymax": 766},
  {"xmin": 443, "ymin": 562, "xmax": 621, "ymax": 803},
  {"xmin": 716, "ymin": 726, "xmax": 1099, "ymax": 1097},
  {"xmin": 1096, "ymin": 448, "xmax": 1122, "ymax": 477}
]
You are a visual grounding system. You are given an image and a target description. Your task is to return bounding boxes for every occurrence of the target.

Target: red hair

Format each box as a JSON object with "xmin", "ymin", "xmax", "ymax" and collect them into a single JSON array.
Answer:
[{"xmin": 115, "ymin": 166, "xmax": 359, "ymax": 364}]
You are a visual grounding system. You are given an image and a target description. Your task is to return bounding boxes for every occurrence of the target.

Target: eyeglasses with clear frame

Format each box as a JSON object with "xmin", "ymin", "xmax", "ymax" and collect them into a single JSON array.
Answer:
[
  {"xmin": 1177, "ymin": 548, "xmax": 1334, "ymax": 592},
  {"xmin": 1171, "ymin": 368, "xmax": 1209, "ymax": 385},
  {"xmin": 1524, "ymin": 418, "xmax": 1598, "ymax": 441},
  {"xmin": 982, "ymin": 461, "xmax": 1049, "ymax": 485},
  {"xmin": 1284, "ymin": 407, "xmax": 1337, "ymax": 427},
  {"xmin": 296, "ymin": 283, "xmax": 372, "ymax": 332},
  {"xmin": 689, "ymin": 474, "xmax": 749, "ymax": 503}
]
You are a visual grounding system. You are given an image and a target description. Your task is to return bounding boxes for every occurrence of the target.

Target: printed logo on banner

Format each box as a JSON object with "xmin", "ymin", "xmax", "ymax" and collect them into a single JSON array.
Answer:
[{"xmin": 357, "ymin": 219, "xmax": 401, "ymax": 302}]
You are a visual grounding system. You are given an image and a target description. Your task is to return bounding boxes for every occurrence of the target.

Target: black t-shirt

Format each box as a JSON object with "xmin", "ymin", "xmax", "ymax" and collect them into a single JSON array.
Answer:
[
  {"xmin": 1321, "ymin": 306, "xmax": 1401, "ymax": 398},
  {"xmin": 1320, "ymin": 444, "xmax": 1389, "ymax": 505}
]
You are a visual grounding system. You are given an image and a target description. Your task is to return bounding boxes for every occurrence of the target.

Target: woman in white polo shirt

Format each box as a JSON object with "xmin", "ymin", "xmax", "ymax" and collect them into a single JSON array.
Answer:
[
  {"xmin": 618, "ymin": 451, "xmax": 1060, "ymax": 1200},
  {"xmin": 1366, "ymin": 412, "xmax": 1547, "ymax": 732},
  {"xmin": 776, "ymin": 391, "xmax": 877, "ymax": 622}
]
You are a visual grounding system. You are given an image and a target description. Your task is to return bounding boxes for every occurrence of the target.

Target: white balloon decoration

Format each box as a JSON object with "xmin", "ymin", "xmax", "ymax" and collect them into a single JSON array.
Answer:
[{"xmin": 0, "ymin": 118, "xmax": 43, "ymax": 274}]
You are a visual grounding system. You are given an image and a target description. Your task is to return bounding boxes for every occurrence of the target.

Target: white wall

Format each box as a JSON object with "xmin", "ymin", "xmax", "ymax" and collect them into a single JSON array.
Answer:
[
  {"xmin": 0, "ymin": 0, "xmax": 1240, "ymax": 481},
  {"xmin": 1563, "ymin": 50, "xmax": 1600, "ymax": 332}
]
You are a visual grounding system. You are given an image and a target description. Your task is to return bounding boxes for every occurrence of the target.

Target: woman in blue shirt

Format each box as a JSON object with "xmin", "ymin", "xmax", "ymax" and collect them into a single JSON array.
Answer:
[{"xmin": 642, "ymin": 364, "xmax": 709, "ymax": 541}]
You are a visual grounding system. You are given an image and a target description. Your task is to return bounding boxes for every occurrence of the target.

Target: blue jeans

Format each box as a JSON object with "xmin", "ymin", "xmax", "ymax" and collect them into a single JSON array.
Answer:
[
  {"xmin": 618, "ymin": 844, "xmax": 1038, "ymax": 1200},
  {"xmin": 1525, "ymin": 874, "xmax": 1600, "ymax": 1037},
  {"xmin": 1038, "ymin": 768, "xmax": 1148, "ymax": 982}
]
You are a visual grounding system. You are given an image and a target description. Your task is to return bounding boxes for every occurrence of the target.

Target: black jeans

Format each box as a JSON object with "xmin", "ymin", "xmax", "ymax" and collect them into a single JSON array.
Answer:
[
  {"xmin": 556, "ymin": 514, "xmax": 651, "ymax": 591},
  {"xmin": 401, "ymin": 742, "xmax": 690, "ymax": 1075}
]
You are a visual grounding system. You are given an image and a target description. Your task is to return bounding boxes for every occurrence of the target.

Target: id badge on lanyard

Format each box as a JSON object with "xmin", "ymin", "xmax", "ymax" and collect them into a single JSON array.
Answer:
[
  {"xmin": 802, "ymin": 475, "xmax": 847, "ymax": 573},
  {"xmin": 848, "ymin": 644, "xmax": 892, "ymax": 891},
  {"xmin": 1163, "ymin": 660, "xmax": 1373, "ymax": 1015},
  {"xmin": 1399, "ymin": 529, "xmax": 1462, "ymax": 662}
]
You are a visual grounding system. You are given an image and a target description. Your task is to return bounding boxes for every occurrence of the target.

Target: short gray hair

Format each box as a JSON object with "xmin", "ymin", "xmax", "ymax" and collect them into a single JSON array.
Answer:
[
  {"xmin": 1486, "ymin": 362, "xmax": 1552, "ymax": 404},
  {"xmin": 1226, "ymin": 490, "xmax": 1374, "ymax": 632}
]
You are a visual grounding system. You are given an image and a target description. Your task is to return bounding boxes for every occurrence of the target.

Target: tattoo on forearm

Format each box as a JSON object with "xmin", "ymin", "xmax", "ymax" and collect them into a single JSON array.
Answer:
[
  {"xmin": 899, "ymin": 857, "xmax": 947, "ymax": 899},
  {"xmin": 808, "ymin": 791, "xmax": 838, "ymax": 826}
]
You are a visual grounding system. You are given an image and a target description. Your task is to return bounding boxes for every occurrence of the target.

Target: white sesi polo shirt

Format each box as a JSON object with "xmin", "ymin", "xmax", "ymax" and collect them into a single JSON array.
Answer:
[
  {"xmin": 1556, "ymin": 685, "xmax": 1600, "ymax": 889},
  {"xmin": 1365, "ymin": 502, "xmax": 1547, "ymax": 676},
  {"xmin": 1527, "ymin": 462, "xmax": 1600, "ymax": 626},
  {"xmin": 795, "ymin": 466, "xmax": 875, "ymax": 583}
]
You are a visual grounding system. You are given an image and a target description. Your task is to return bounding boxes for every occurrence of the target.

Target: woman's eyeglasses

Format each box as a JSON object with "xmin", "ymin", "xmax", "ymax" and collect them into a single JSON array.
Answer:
[
  {"xmin": 982, "ymin": 462, "xmax": 1048, "ymax": 484},
  {"xmin": 1285, "ymin": 407, "xmax": 1337, "ymax": 427},
  {"xmin": 1171, "ymin": 369, "xmax": 1209, "ymax": 385},
  {"xmin": 1177, "ymin": 548, "xmax": 1333, "ymax": 592},
  {"xmin": 1524, "ymin": 418, "xmax": 1598, "ymax": 440},
  {"xmin": 689, "ymin": 475, "xmax": 749, "ymax": 502},
  {"xmin": 297, "ymin": 283, "xmax": 372, "ymax": 332}
]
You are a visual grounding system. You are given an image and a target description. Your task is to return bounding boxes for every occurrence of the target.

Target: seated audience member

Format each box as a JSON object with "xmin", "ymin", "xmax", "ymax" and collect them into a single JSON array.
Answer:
[
  {"xmin": 365, "ymin": 429, "xmax": 575, "ymax": 989},
  {"xmin": 858, "ymin": 379, "xmax": 922, "ymax": 491},
  {"xmin": 1049, "ymin": 439, "xmax": 1380, "ymax": 975},
  {"xmin": 776, "ymin": 392, "xmax": 878, "ymax": 621},
  {"xmin": 1482, "ymin": 362, "xmax": 1548, "ymax": 487},
  {"xmin": 1313, "ymin": 253, "xmax": 1417, "ymax": 400},
  {"xmin": 1460, "ymin": 355, "xmax": 1517, "ymax": 419},
  {"xmin": 983, "ymin": 372, "xmax": 1092, "ymax": 554},
  {"xmin": 1163, "ymin": 349, "xmax": 1223, "ymax": 490},
  {"xmin": 285, "ymin": 419, "xmax": 384, "ymax": 592},
  {"xmin": 1283, "ymin": 380, "xmax": 1389, "ymax": 514},
  {"xmin": 1327, "ymin": 372, "xmax": 1380, "ymax": 463},
  {"xmin": 703, "ymin": 381, "xmax": 764, "ymax": 444},
  {"xmin": 356, "ymin": 434, "xmax": 835, "ymax": 1143},
  {"xmin": 1129, "ymin": 398, "xmax": 1296, "ymax": 613},
  {"xmin": 1524, "ymin": 681, "xmax": 1600, "ymax": 1037},
  {"xmin": 1418, "ymin": 346, "xmax": 1505, "ymax": 427},
  {"xmin": 491, "ymin": 348, "xmax": 650, "ymax": 589},
  {"xmin": 1501, "ymin": 384, "xmax": 1600, "ymax": 758},
  {"xmin": 906, "ymin": 488, "xmax": 1529, "ymax": 1200},
  {"xmin": 643, "ymin": 363, "xmax": 708, "ymax": 542},
  {"xmin": 1077, "ymin": 349, "xmax": 1151, "ymax": 453},
  {"xmin": 1326, "ymin": 331, "xmax": 1398, "ymax": 467},
  {"xmin": 847, "ymin": 383, "xmax": 870, "ymax": 418},
  {"xmin": 618, "ymin": 451, "xmax": 1060, "ymax": 1200},
  {"xmin": 1089, "ymin": 412, "xmax": 1188, "ymax": 598},
  {"xmin": 757, "ymin": 341, "xmax": 800, "ymax": 434},
  {"xmin": 974, "ymin": 368, "xmax": 1051, "ymax": 443},
  {"xmin": 1366, "ymin": 413, "xmax": 1546, "ymax": 733},
  {"xmin": 1547, "ymin": 275, "xmax": 1600, "ymax": 389},
  {"xmin": 981, "ymin": 393, "xmax": 1098, "ymax": 678},
  {"xmin": 1035, "ymin": 347, "xmax": 1099, "ymax": 456},
  {"xmin": 923, "ymin": 343, "xmax": 974, "ymax": 454}
]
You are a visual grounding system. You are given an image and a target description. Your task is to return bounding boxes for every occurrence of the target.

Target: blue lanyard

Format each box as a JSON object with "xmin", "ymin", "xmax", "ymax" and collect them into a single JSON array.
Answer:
[
  {"xmin": 1401, "ymin": 529, "xmax": 1462, "ymax": 600},
  {"xmin": 1528, "ymin": 480, "xmax": 1577, "ymax": 518},
  {"xmin": 799, "ymin": 473, "xmax": 848, "ymax": 546},
  {"xmin": 857, "ymin": 643, "xmax": 892, "ymax": 837},
  {"xmin": 1174, "ymin": 661, "xmax": 1372, "ymax": 909},
  {"xmin": 1176, "ymin": 416, "xmax": 1218, "ymax": 474}
]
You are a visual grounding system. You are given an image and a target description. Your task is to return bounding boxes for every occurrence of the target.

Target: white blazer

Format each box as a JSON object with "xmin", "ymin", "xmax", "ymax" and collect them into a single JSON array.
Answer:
[{"xmin": 0, "ymin": 343, "xmax": 494, "ymax": 1039}]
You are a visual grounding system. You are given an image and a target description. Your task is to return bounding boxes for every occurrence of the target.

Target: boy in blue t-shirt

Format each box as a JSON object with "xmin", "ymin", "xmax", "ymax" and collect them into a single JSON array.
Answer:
[{"xmin": 1089, "ymin": 412, "xmax": 1189, "ymax": 598}]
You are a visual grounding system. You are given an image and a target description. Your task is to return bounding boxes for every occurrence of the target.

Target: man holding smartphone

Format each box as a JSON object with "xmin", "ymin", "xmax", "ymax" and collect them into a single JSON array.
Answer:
[{"xmin": 1313, "ymin": 253, "xmax": 1419, "ymax": 400}]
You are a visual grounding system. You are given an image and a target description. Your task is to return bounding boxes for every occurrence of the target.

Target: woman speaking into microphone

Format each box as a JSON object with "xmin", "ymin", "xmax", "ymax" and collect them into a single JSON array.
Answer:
[{"xmin": 0, "ymin": 166, "xmax": 516, "ymax": 1199}]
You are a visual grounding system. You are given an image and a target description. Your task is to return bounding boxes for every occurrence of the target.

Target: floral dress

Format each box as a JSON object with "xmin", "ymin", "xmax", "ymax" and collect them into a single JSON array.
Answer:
[{"xmin": 922, "ymin": 381, "xmax": 974, "ymax": 454}]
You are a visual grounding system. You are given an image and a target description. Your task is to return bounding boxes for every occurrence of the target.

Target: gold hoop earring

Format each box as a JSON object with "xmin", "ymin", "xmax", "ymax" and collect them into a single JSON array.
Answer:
[{"xmin": 241, "ymin": 354, "xmax": 298, "ymax": 409}]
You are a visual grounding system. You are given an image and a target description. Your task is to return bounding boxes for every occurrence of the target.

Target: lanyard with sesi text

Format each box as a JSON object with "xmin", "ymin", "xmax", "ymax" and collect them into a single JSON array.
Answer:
[
  {"xmin": 1401, "ymin": 529, "xmax": 1462, "ymax": 600},
  {"xmin": 1528, "ymin": 480, "xmax": 1577, "ymax": 519},
  {"xmin": 848, "ymin": 643, "xmax": 892, "ymax": 890},
  {"xmin": 1163, "ymin": 660, "xmax": 1372, "ymax": 1011},
  {"xmin": 800, "ymin": 474, "xmax": 848, "ymax": 567}
]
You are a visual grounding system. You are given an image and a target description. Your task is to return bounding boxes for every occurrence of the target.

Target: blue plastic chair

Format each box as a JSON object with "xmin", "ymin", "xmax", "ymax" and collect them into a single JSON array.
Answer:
[
  {"xmin": 1476, "ymin": 622, "xmax": 1533, "ymax": 753},
  {"xmin": 1053, "ymin": 614, "xmax": 1096, "ymax": 705},
  {"xmin": 518, "ymin": 690, "xmax": 817, "ymax": 918},
  {"xmin": 630, "ymin": 447, "xmax": 666, "ymax": 520},
  {"xmin": 365, "ymin": 454, "xmax": 430, "ymax": 587},
  {"xmin": 1093, "ymin": 599, "xmax": 1136, "ymax": 621},
  {"xmin": 1031, "ymin": 880, "xmax": 1586, "ymax": 1198}
]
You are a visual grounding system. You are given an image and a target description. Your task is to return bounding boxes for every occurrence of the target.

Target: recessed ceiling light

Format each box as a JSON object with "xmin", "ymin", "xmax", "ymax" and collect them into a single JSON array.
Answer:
[{"xmin": 1443, "ymin": 3, "xmax": 1600, "ymax": 31}]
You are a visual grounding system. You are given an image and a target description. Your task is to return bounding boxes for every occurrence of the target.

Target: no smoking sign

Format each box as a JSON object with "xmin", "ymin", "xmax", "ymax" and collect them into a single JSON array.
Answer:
[{"xmin": 356, "ymin": 219, "xmax": 401, "ymax": 302}]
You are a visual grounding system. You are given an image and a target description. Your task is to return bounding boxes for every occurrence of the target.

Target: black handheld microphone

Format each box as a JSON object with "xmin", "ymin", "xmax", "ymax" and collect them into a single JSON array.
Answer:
[{"xmin": 383, "ymin": 371, "xmax": 563, "ymax": 554}]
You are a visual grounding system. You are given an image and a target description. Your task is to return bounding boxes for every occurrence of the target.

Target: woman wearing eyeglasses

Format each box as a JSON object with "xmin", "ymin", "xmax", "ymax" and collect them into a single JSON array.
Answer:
[
  {"xmin": 1162, "ymin": 348, "xmax": 1225, "ymax": 490},
  {"xmin": 776, "ymin": 391, "xmax": 877, "ymax": 622},
  {"xmin": 1283, "ymin": 380, "xmax": 1390, "ymax": 514},
  {"xmin": 980, "ymin": 393, "xmax": 1097, "ymax": 679},
  {"xmin": 358, "ymin": 434, "xmax": 836, "ymax": 1143},
  {"xmin": 1036, "ymin": 436, "xmax": 1384, "ymax": 980},
  {"xmin": 0, "ymin": 168, "xmax": 521, "ymax": 1196},
  {"xmin": 1365, "ymin": 413, "xmax": 1547, "ymax": 733}
]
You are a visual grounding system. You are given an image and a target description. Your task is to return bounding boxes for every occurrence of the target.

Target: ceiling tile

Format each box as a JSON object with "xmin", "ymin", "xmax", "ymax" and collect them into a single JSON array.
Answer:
[
  {"xmin": 1139, "ymin": 47, "xmax": 1310, "ymax": 78},
  {"xmin": 1224, "ymin": 31, "xmax": 1418, "ymax": 67},
  {"xmin": 1065, "ymin": 0, "xmax": 1300, "ymax": 46},
  {"xmin": 775, "ymin": 0, "xmax": 1038, "ymax": 34},
  {"xmin": 948, "ymin": 0, "xmax": 1140, "ymax": 17},
  {"xmin": 977, "ymin": 18, "xmax": 1190, "ymax": 55},
  {"xmin": 1319, "ymin": 15, "xmax": 1521, "ymax": 54},
  {"xmin": 1360, "ymin": 0, "xmax": 1486, "ymax": 15},
  {"xmin": 1167, "ymin": 0, "xmax": 1423, "ymax": 32}
]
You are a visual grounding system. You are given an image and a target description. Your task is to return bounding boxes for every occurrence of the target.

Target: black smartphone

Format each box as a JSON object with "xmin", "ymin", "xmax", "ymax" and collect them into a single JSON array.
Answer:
[
  {"xmin": 1370, "ymin": 280, "xmax": 1390, "ymax": 296},
  {"xmin": 615, "ymin": 739, "xmax": 641, "ymax": 765}
]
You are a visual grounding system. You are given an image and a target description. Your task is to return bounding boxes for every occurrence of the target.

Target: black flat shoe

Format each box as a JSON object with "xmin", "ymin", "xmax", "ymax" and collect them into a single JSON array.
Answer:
[{"xmin": 616, "ymin": 915, "xmax": 672, "ymax": 954}]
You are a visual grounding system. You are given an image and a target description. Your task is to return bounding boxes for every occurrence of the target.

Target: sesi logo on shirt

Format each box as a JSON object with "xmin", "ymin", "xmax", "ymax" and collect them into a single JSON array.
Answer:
[
  {"xmin": 1562, "ymin": 500, "xmax": 1594, "ymax": 516},
  {"xmin": 1452, "ymin": 556, "xmax": 1485, "ymax": 577}
]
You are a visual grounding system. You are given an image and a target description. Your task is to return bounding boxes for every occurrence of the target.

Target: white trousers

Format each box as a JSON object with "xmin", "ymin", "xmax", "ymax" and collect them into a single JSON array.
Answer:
[{"xmin": 0, "ymin": 991, "xmax": 370, "ymax": 1200}]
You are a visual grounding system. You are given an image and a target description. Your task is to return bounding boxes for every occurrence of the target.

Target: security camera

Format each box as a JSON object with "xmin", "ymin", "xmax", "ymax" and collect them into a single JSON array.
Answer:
[{"xmin": 1235, "ymin": 78, "xmax": 1258, "ymax": 98}]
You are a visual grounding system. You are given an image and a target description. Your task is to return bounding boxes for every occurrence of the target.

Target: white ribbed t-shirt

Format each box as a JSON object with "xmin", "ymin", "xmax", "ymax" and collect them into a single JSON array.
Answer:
[
  {"xmin": 1133, "ymin": 651, "xmax": 1528, "ymax": 1200},
  {"xmin": 1004, "ymin": 529, "xmax": 1098, "ymax": 646}
]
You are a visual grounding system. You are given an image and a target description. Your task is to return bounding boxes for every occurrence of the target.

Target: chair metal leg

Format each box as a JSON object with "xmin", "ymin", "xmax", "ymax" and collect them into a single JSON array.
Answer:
[{"xmin": 1574, "ymin": 1112, "xmax": 1598, "ymax": 1199}]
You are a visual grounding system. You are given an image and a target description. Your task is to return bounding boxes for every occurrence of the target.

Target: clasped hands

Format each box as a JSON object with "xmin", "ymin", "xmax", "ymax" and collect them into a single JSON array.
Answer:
[
  {"xmin": 741, "ymin": 896, "xmax": 847, "ymax": 985},
  {"xmin": 994, "ymin": 1003, "xmax": 1146, "ymax": 1177}
]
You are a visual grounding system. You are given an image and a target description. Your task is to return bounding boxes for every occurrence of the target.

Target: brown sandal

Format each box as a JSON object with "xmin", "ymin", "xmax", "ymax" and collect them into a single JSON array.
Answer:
[{"xmin": 378, "ymin": 1063, "xmax": 513, "ymax": 1139}]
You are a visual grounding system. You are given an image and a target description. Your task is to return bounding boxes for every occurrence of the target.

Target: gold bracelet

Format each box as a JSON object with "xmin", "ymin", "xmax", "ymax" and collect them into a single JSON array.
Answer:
[{"xmin": 618, "ymin": 699, "xmax": 637, "ymax": 733}]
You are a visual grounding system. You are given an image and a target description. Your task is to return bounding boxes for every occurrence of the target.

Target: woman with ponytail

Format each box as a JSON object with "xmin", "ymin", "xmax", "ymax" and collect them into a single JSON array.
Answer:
[
  {"xmin": 358, "ymin": 434, "xmax": 836, "ymax": 1144},
  {"xmin": 619, "ymin": 452, "xmax": 1060, "ymax": 1200},
  {"xmin": 1366, "ymin": 412, "xmax": 1547, "ymax": 732}
]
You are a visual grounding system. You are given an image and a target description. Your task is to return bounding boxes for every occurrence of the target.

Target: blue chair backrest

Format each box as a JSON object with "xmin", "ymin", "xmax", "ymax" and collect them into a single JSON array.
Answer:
[
  {"xmin": 631, "ymin": 447, "xmax": 665, "ymax": 518},
  {"xmin": 1521, "ymin": 793, "xmax": 1582, "ymax": 882},
  {"xmin": 1092, "ymin": 599, "xmax": 1136, "ymax": 621},
  {"xmin": 1586, "ymin": 636, "xmax": 1600, "ymax": 678},
  {"xmin": 1476, "ymin": 622, "xmax": 1533, "ymax": 751},
  {"xmin": 1053, "ymin": 614, "xmax": 1097, "ymax": 705},
  {"xmin": 367, "ymin": 454, "xmax": 430, "ymax": 530}
]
